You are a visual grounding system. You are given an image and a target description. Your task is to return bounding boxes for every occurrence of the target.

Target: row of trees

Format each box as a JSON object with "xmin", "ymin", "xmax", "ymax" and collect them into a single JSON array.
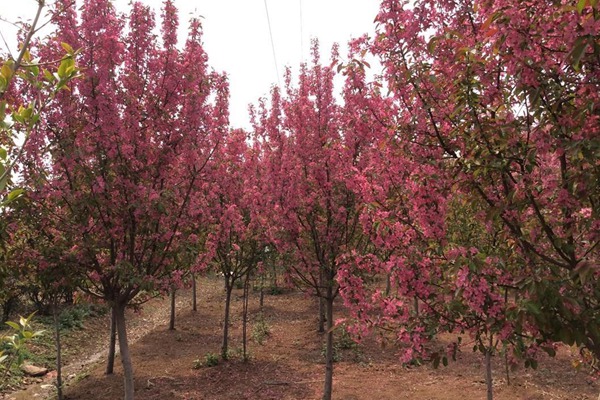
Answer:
[{"xmin": 1, "ymin": 0, "xmax": 598, "ymax": 400}]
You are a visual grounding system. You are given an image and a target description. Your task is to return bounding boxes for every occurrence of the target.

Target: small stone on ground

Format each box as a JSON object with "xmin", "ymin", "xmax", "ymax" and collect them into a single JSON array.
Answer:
[{"xmin": 20, "ymin": 363, "xmax": 48, "ymax": 377}]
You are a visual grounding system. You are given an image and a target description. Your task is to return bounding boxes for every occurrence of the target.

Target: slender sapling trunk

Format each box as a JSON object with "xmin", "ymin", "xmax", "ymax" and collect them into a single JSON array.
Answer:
[
  {"xmin": 413, "ymin": 297, "xmax": 419, "ymax": 317},
  {"xmin": 485, "ymin": 337, "xmax": 494, "ymax": 400},
  {"xmin": 385, "ymin": 273, "xmax": 391, "ymax": 296},
  {"xmin": 1, "ymin": 296, "xmax": 16, "ymax": 323},
  {"xmin": 169, "ymin": 288, "xmax": 176, "ymax": 330},
  {"xmin": 318, "ymin": 296, "xmax": 325, "ymax": 333},
  {"xmin": 106, "ymin": 305, "xmax": 117, "ymax": 375},
  {"xmin": 504, "ymin": 350, "xmax": 510, "ymax": 386},
  {"xmin": 53, "ymin": 301, "xmax": 63, "ymax": 400},
  {"xmin": 323, "ymin": 290, "xmax": 335, "ymax": 400},
  {"xmin": 260, "ymin": 285, "xmax": 264, "ymax": 309},
  {"xmin": 115, "ymin": 303, "xmax": 135, "ymax": 400},
  {"xmin": 192, "ymin": 273, "xmax": 197, "ymax": 312},
  {"xmin": 259, "ymin": 273, "xmax": 265, "ymax": 310},
  {"xmin": 222, "ymin": 280, "xmax": 233, "ymax": 360},
  {"xmin": 242, "ymin": 273, "xmax": 250, "ymax": 361}
]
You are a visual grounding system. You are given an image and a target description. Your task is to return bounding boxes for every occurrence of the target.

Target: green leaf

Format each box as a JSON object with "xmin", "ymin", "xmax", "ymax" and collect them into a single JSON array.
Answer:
[
  {"xmin": 30, "ymin": 113, "xmax": 40, "ymax": 126},
  {"xmin": 12, "ymin": 111, "xmax": 24, "ymax": 124},
  {"xmin": 427, "ymin": 36, "xmax": 439, "ymax": 54},
  {"xmin": 43, "ymin": 69, "xmax": 55, "ymax": 82},
  {"xmin": 28, "ymin": 64, "xmax": 39, "ymax": 77},
  {"xmin": 569, "ymin": 37, "xmax": 588, "ymax": 70},
  {"xmin": 524, "ymin": 301, "xmax": 542, "ymax": 316},
  {"xmin": 61, "ymin": 42, "xmax": 74, "ymax": 54},
  {"xmin": 577, "ymin": 0, "xmax": 587, "ymax": 14},
  {"xmin": 1, "ymin": 63, "xmax": 13, "ymax": 81},
  {"xmin": 0, "ymin": 168, "xmax": 7, "ymax": 193},
  {"xmin": 5, "ymin": 188, "xmax": 24, "ymax": 204},
  {"xmin": 57, "ymin": 59, "xmax": 68, "ymax": 79},
  {"xmin": 5, "ymin": 321, "xmax": 19, "ymax": 330},
  {"xmin": 558, "ymin": 327, "xmax": 575, "ymax": 345},
  {"xmin": 21, "ymin": 105, "xmax": 33, "ymax": 120}
]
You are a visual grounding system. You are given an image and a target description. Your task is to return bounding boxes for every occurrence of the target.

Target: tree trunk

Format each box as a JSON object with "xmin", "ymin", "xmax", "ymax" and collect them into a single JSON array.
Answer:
[
  {"xmin": 259, "ymin": 272, "xmax": 265, "ymax": 309},
  {"xmin": 242, "ymin": 273, "xmax": 250, "ymax": 362},
  {"xmin": 323, "ymin": 291, "xmax": 334, "ymax": 400},
  {"xmin": 114, "ymin": 303, "xmax": 135, "ymax": 400},
  {"xmin": 385, "ymin": 273, "xmax": 391, "ymax": 296},
  {"xmin": 169, "ymin": 289, "xmax": 176, "ymax": 330},
  {"xmin": 106, "ymin": 306, "xmax": 117, "ymax": 375},
  {"xmin": 318, "ymin": 268, "xmax": 325, "ymax": 333},
  {"xmin": 53, "ymin": 302, "xmax": 63, "ymax": 400},
  {"xmin": 318, "ymin": 296, "xmax": 325, "ymax": 333},
  {"xmin": 259, "ymin": 285, "xmax": 264, "ymax": 309},
  {"xmin": 413, "ymin": 297, "xmax": 419, "ymax": 317},
  {"xmin": 221, "ymin": 282, "xmax": 233, "ymax": 360},
  {"xmin": 1, "ymin": 296, "xmax": 16, "ymax": 323},
  {"xmin": 192, "ymin": 273, "xmax": 197, "ymax": 312},
  {"xmin": 271, "ymin": 264, "xmax": 277, "ymax": 289},
  {"xmin": 485, "ymin": 346, "xmax": 493, "ymax": 400},
  {"xmin": 504, "ymin": 350, "xmax": 510, "ymax": 386}
]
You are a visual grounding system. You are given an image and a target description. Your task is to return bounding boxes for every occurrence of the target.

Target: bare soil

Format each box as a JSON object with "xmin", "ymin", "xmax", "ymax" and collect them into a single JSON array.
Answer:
[{"xmin": 5, "ymin": 276, "xmax": 600, "ymax": 399}]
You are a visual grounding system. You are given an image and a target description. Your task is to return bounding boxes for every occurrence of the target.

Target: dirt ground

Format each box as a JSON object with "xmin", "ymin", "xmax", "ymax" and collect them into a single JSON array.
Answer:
[{"xmin": 5, "ymin": 276, "xmax": 600, "ymax": 400}]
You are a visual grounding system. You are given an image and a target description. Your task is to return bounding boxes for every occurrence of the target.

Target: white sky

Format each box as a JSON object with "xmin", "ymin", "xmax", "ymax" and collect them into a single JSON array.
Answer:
[{"xmin": 0, "ymin": 0, "xmax": 381, "ymax": 129}]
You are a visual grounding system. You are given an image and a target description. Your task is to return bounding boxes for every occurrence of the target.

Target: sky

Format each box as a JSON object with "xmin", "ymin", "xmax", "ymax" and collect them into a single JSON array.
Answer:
[{"xmin": 0, "ymin": 0, "xmax": 381, "ymax": 129}]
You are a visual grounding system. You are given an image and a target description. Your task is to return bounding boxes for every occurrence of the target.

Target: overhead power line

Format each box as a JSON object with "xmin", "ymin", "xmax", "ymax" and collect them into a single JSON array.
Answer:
[
  {"xmin": 299, "ymin": 0, "xmax": 304, "ymax": 62},
  {"xmin": 263, "ymin": 0, "xmax": 281, "ymax": 88}
]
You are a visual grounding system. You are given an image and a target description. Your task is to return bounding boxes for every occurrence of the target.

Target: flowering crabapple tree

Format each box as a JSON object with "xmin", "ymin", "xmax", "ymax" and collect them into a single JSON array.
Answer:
[
  {"xmin": 339, "ymin": 0, "xmax": 600, "ymax": 389},
  {"xmin": 20, "ymin": 1, "xmax": 227, "ymax": 399},
  {"xmin": 254, "ymin": 41, "xmax": 373, "ymax": 400},
  {"xmin": 385, "ymin": 0, "xmax": 598, "ymax": 355},
  {"xmin": 0, "ymin": 0, "xmax": 80, "ymax": 327},
  {"xmin": 6, "ymin": 195, "xmax": 83, "ymax": 399},
  {"xmin": 330, "ymin": 36, "xmax": 459, "ymax": 376},
  {"xmin": 205, "ymin": 128, "xmax": 266, "ymax": 360},
  {"xmin": 336, "ymin": 68, "xmax": 456, "ymax": 367}
]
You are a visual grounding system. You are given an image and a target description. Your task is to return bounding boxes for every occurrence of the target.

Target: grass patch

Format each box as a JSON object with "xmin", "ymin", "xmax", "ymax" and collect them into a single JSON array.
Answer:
[
  {"xmin": 251, "ymin": 314, "xmax": 271, "ymax": 345},
  {"xmin": 321, "ymin": 327, "xmax": 361, "ymax": 363},
  {"xmin": 193, "ymin": 352, "xmax": 220, "ymax": 369},
  {"xmin": 37, "ymin": 303, "xmax": 108, "ymax": 331},
  {"xmin": 0, "ymin": 302, "xmax": 108, "ymax": 393}
]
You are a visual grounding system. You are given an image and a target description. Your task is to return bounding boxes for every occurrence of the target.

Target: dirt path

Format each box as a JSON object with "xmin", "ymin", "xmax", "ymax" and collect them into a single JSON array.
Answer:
[
  {"xmin": 4, "ymin": 277, "xmax": 600, "ymax": 399},
  {"xmin": 55, "ymin": 278, "xmax": 600, "ymax": 399},
  {"xmin": 2, "ymin": 288, "xmax": 194, "ymax": 400}
]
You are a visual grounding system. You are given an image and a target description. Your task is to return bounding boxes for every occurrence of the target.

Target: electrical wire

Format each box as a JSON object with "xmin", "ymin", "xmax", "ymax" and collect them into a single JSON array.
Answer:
[
  {"xmin": 263, "ymin": 0, "xmax": 281, "ymax": 88},
  {"xmin": 299, "ymin": 0, "xmax": 304, "ymax": 62}
]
